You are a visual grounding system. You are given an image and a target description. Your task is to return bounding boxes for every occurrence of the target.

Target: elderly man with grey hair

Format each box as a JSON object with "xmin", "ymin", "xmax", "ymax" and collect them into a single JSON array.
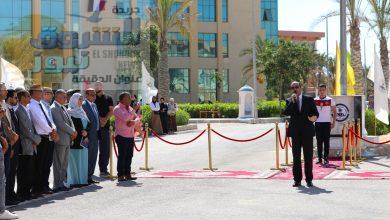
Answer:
[{"xmin": 51, "ymin": 90, "xmax": 77, "ymax": 192}]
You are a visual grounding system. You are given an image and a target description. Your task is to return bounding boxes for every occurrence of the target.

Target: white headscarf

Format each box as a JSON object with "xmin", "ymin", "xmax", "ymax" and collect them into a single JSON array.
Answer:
[{"xmin": 67, "ymin": 93, "xmax": 89, "ymax": 122}]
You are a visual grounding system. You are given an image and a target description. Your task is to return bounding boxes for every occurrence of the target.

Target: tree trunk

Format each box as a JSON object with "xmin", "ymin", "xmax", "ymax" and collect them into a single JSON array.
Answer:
[
  {"xmin": 158, "ymin": 37, "xmax": 170, "ymax": 100},
  {"xmin": 215, "ymin": 71, "xmax": 223, "ymax": 102},
  {"xmin": 379, "ymin": 36, "xmax": 390, "ymax": 87},
  {"xmin": 349, "ymin": 19, "xmax": 364, "ymax": 95}
]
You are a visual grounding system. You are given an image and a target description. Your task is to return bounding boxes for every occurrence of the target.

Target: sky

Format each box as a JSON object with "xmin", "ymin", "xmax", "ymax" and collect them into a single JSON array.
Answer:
[{"xmin": 278, "ymin": 0, "xmax": 385, "ymax": 67}]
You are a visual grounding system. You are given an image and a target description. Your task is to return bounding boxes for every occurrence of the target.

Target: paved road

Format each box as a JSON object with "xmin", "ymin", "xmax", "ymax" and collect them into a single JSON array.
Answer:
[{"xmin": 9, "ymin": 123, "xmax": 390, "ymax": 220}]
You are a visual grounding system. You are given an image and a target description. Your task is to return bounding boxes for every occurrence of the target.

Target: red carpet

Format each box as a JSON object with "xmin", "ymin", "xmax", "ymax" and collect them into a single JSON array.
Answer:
[
  {"xmin": 135, "ymin": 170, "xmax": 279, "ymax": 179},
  {"xmin": 269, "ymin": 160, "xmax": 342, "ymax": 180},
  {"xmin": 325, "ymin": 170, "xmax": 390, "ymax": 180}
]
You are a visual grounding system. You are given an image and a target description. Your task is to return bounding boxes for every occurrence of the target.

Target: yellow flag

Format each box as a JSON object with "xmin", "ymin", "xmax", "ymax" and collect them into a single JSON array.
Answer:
[
  {"xmin": 347, "ymin": 52, "xmax": 356, "ymax": 95},
  {"xmin": 334, "ymin": 44, "xmax": 341, "ymax": 95},
  {"xmin": 333, "ymin": 43, "xmax": 355, "ymax": 95}
]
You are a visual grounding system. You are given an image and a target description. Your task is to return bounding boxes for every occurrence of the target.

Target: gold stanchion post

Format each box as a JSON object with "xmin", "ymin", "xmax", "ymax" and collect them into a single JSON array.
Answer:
[
  {"xmin": 204, "ymin": 123, "xmax": 217, "ymax": 171},
  {"xmin": 346, "ymin": 121, "xmax": 357, "ymax": 167},
  {"xmin": 337, "ymin": 123, "xmax": 351, "ymax": 171},
  {"xmin": 109, "ymin": 126, "xmax": 117, "ymax": 179},
  {"xmin": 271, "ymin": 122, "xmax": 285, "ymax": 171},
  {"xmin": 356, "ymin": 118, "xmax": 365, "ymax": 162},
  {"xmin": 140, "ymin": 123, "xmax": 153, "ymax": 171},
  {"xmin": 281, "ymin": 121, "xmax": 292, "ymax": 166}
]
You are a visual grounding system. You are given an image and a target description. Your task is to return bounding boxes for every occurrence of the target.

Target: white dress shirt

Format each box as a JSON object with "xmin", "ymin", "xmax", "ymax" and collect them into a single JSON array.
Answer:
[
  {"xmin": 298, "ymin": 94, "xmax": 303, "ymax": 112},
  {"xmin": 40, "ymin": 100, "xmax": 55, "ymax": 125},
  {"xmin": 28, "ymin": 98, "xmax": 56, "ymax": 135}
]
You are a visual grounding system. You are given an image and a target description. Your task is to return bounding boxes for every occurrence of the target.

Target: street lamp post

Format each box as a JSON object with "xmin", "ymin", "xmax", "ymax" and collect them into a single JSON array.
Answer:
[
  {"xmin": 340, "ymin": 0, "xmax": 347, "ymax": 95},
  {"xmin": 252, "ymin": 0, "xmax": 258, "ymax": 119}
]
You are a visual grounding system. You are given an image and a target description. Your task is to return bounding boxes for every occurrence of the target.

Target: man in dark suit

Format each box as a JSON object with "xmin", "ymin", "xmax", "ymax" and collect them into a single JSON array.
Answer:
[
  {"xmin": 283, "ymin": 81, "xmax": 319, "ymax": 187},
  {"xmin": 82, "ymin": 88, "xmax": 100, "ymax": 184}
]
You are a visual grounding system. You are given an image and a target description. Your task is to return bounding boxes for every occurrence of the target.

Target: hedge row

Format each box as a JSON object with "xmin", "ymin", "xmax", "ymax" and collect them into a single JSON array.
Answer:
[
  {"xmin": 365, "ymin": 109, "xmax": 390, "ymax": 135},
  {"xmin": 178, "ymin": 101, "xmax": 286, "ymax": 118}
]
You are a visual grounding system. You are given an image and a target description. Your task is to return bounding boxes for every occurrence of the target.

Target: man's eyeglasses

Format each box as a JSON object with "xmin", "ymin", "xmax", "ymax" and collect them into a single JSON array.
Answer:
[{"xmin": 291, "ymin": 86, "xmax": 300, "ymax": 89}]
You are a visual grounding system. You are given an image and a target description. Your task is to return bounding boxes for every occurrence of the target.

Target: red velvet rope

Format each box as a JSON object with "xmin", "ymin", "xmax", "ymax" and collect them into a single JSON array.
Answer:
[
  {"xmin": 277, "ymin": 129, "xmax": 286, "ymax": 149},
  {"xmin": 150, "ymin": 129, "xmax": 207, "ymax": 146},
  {"xmin": 134, "ymin": 131, "xmax": 146, "ymax": 152},
  {"xmin": 211, "ymin": 128, "xmax": 274, "ymax": 142},
  {"xmin": 349, "ymin": 129, "xmax": 390, "ymax": 145}
]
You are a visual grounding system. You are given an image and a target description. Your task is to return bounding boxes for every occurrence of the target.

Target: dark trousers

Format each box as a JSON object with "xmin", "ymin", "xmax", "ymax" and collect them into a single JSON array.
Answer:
[
  {"xmin": 315, "ymin": 122, "xmax": 331, "ymax": 160},
  {"xmin": 34, "ymin": 137, "xmax": 53, "ymax": 192},
  {"xmin": 292, "ymin": 134, "xmax": 314, "ymax": 183},
  {"xmin": 5, "ymin": 147, "xmax": 18, "ymax": 200},
  {"xmin": 17, "ymin": 155, "xmax": 35, "ymax": 198},
  {"xmin": 98, "ymin": 127, "xmax": 110, "ymax": 173},
  {"xmin": 88, "ymin": 134, "xmax": 99, "ymax": 180},
  {"xmin": 115, "ymin": 135, "xmax": 134, "ymax": 177},
  {"xmin": 160, "ymin": 113, "xmax": 168, "ymax": 134}
]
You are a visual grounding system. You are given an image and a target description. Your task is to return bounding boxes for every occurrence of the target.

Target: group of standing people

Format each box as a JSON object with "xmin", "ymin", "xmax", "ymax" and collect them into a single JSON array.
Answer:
[
  {"xmin": 0, "ymin": 81, "xmax": 142, "ymax": 219},
  {"xmin": 150, "ymin": 96, "xmax": 178, "ymax": 135}
]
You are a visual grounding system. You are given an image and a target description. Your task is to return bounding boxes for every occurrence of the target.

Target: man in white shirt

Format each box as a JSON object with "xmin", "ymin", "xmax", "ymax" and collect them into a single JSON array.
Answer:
[
  {"xmin": 28, "ymin": 85, "xmax": 58, "ymax": 195},
  {"xmin": 314, "ymin": 84, "xmax": 336, "ymax": 165}
]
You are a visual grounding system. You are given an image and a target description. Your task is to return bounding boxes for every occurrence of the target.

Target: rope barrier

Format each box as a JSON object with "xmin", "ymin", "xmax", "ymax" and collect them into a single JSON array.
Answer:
[
  {"xmin": 150, "ymin": 129, "xmax": 207, "ymax": 146},
  {"xmin": 211, "ymin": 128, "xmax": 274, "ymax": 142},
  {"xmin": 277, "ymin": 129, "xmax": 286, "ymax": 149},
  {"xmin": 349, "ymin": 129, "xmax": 390, "ymax": 145},
  {"xmin": 134, "ymin": 131, "xmax": 146, "ymax": 152}
]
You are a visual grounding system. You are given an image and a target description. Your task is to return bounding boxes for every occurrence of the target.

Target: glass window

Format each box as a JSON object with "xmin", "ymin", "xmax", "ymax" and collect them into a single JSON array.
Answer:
[
  {"xmin": 170, "ymin": 69, "xmax": 190, "ymax": 94},
  {"xmin": 0, "ymin": 0, "xmax": 32, "ymax": 38},
  {"xmin": 168, "ymin": 32, "xmax": 189, "ymax": 57},
  {"xmin": 198, "ymin": 33, "xmax": 217, "ymax": 58},
  {"xmin": 41, "ymin": 0, "xmax": 65, "ymax": 31},
  {"xmin": 137, "ymin": 0, "xmax": 155, "ymax": 20},
  {"xmin": 260, "ymin": 0, "xmax": 278, "ymax": 43},
  {"xmin": 222, "ymin": 0, "xmax": 228, "ymax": 22},
  {"xmin": 198, "ymin": 0, "xmax": 216, "ymax": 22},
  {"xmin": 223, "ymin": 69, "xmax": 229, "ymax": 93},
  {"xmin": 170, "ymin": 2, "xmax": 190, "ymax": 16},
  {"xmin": 222, "ymin": 33, "xmax": 229, "ymax": 58},
  {"xmin": 198, "ymin": 69, "xmax": 217, "ymax": 102}
]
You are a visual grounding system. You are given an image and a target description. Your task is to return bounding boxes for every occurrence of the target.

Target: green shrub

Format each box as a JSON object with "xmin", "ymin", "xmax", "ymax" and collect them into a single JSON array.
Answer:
[
  {"xmin": 176, "ymin": 109, "xmax": 190, "ymax": 126},
  {"xmin": 179, "ymin": 100, "xmax": 286, "ymax": 118},
  {"xmin": 365, "ymin": 109, "xmax": 390, "ymax": 135},
  {"xmin": 141, "ymin": 105, "xmax": 152, "ymax": 126}
]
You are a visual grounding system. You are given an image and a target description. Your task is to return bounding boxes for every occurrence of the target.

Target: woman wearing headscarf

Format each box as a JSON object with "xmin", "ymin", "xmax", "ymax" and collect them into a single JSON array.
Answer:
[
  {"xmin": 167, "ymin": 98, "xmax": 178, "ymax": 133},
  {"xmin": 150, "ymin": 96, "xmax": 163, "ymax": 135},
  {"xmin": 67, "ymin": 93, "xmax": 90, "ymax": 187}
]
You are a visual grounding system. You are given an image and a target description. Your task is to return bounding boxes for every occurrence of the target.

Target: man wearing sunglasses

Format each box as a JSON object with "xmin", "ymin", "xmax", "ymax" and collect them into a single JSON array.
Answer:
[{"xmin": 283, "ymin": 81, "xmax": 319, "ymax": 188}]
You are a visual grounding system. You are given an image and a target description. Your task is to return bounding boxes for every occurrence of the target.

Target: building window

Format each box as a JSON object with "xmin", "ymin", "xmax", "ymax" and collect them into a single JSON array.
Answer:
[
  {"xmin": 168, "ymin": 32, "xmax": 189, "ymax": 57},
  {"xmin": 198, "ymin": 0, "xmax": 216, "ymax": 22},
  {"xmin": 222, "ymin": 0, "xmax": 228, "ymax": 22},
  {"xmin": 0, "ymin": 0, "xmax": 32, "ymax": 38},
  {"xmin": 170, "ymin": 68, "xmax": 190, "ymax": 94},
  {"xmin": 260, "ymin": 0, "xmax": 278, "ymax": 43},
  {"xmin": 170, "ymin": 2, "xmax": 190, "ymax": 16},
  {"xmin": 222, "ymin": 33, "xmax": 229, "ymax": 58},
  {"xmin": 223, "ymin": 69, "xmax": 229, "ymax": 93},
  {"xmin": 198, "ymin": 33, "xmax": 217, "ymax": 58},
  {"xmin": 263, "ymin": 9, "xmax": 273, "ymax": 21},
  {"xmin": 137, "ymin": 0, "xmax": 155, "ymax": 20},
  {"xmin": 198, "ymin": 69, "xmax": 217, "ymax": 102},
  {"xmin": 41, "ymin": 0, "xmax": 65, "ymax": 31}
]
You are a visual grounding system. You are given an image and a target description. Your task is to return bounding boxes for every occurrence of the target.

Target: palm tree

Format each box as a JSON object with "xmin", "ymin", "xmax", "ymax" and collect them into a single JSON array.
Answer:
[
  {"xmin": 147, "ymin": 0, "xmax": 192, "ymax": 100},
  {"xmin": 316, "ymin": 0, "xmax": 365, "ymax": 94},
  {"xmin": 365, "ymin": 0, "xmax": 390, "ymax": 85}
]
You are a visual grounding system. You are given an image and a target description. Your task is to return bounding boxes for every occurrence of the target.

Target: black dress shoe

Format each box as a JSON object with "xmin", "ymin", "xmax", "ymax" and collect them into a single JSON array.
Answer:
[
  {"xmin": 316, "ymin": 159, "xmax": 322, "ymax": 164},
  {"xmin": 88, "ymin": 179, "xmax": 100, "ymax": 184},
  {"xmin": 324, "ymin": 159, "xmax": 329, "ymax": 165},
  {"xmin": 307, "ymin": 181, "xmax": 314, "ymax": 187},
  {"xmin": 126, "ymin": 175, "xmax": 137, "ymax": 181},
  {"xmin": 292, "ymin": 182, "xmax": 301, "ymax": 187}
]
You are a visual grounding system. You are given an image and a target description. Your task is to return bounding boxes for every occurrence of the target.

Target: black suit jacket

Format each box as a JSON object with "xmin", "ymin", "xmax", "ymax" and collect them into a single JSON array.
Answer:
[
  {"xmin": 70, "ymin": 117, "xmax": 91, "ymax": 149},
  {"xmin": 283, "ymin": 95, "xmax": 319, "ymax": 138}
]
